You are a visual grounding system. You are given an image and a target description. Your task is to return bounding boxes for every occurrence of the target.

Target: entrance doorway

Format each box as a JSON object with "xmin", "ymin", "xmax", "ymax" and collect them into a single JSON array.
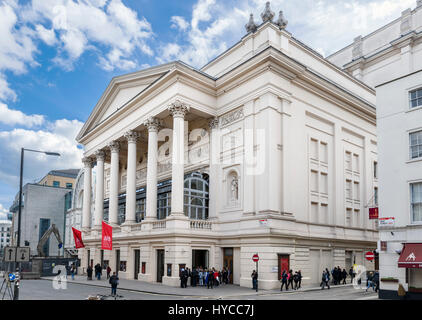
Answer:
[
  {"xmin": 134, "ymin": 249, "xmax": 140, "ymax": 279},
  {"xmin": 116, "ymin": 249, "xmax": 120, "ymax": 276},
  {"xmin": 278, "ymin": 254, "xmax": 290, "ymax": 280},
  {"xmin": 156, "ymin": 249, "xmax": 165, "ymax": 283},
  {"xmin": 192, "ymin": 250, "xmax": 209, "ymax": 269},
  {"xmin": 223, "ymin": 248, "xmax": 233, "ymax": 284}
]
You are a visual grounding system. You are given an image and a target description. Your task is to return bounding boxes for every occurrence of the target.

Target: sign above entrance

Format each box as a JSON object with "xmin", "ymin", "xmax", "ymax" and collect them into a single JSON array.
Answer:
[
  {"xmin": 252, "ymin": 254, "xmax": 259, "ymax": 262},
  {"xmin": 379, "ymin": 217, "xmax": 395, "ymax": 227}
]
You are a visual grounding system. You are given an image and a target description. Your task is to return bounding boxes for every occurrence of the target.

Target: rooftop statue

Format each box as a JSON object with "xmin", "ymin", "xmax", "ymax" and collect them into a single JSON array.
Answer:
[
  {"xmin": 245, "ymin": 14, "xmax": 258, "ymax": 33},
  {"xmin": 261, "ymin": 1, "xmax": 275, "ymax": 23},
  {"xmin": 276, "ymin": 10, "xmax": 288, "ymax": 29}
]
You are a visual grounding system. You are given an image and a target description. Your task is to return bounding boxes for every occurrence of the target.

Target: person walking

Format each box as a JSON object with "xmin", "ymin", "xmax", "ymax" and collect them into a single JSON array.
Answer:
[
  {"xmin": 342, "ymin": 268, "xmax": 347, "ymax": 285},
  {"xmin": 373, "ymin": 271, "xmax": 380, "ymax": 292},
  {"xmin": 321, "ymin": 270, "xmax": 330, "ymax": 289},
  {"xmin": 366, "ymin": 272, "xmax": 374, "ymax": 292},
  {"xmin": 87, "ymin": 265, "xmax": 93, "ymax": 280},
  {"xmin": 280, "ymin": 270, "xmax": 288, "ymax": 291},
  {"xmin": 293, "ymin": 271, "xmax": 299, "ymax": 290},
  {"xmin": 297, "ymin": 270, "xmax": 302, "ymax": 289},
  {"xmin": 107, "ymin": 265, "xmax": 111, "ymax": 279},
  {"xmin": 70, "ymin": 264, "xmax": 76, "ymax": 280},
  {"xmin": 349, "ymin": 266, "xmax": 355, "ymax": 284},
  {"xmin": 109, "ymin": 272, "xmax": 119, "ymax": 296},
  {"xmin": 251, "ymin": 270, "xmax": 258, "ymax": 290},
  {"xmin": 287, "ymin": 270, "xmax": 294, "ymax": 290}
]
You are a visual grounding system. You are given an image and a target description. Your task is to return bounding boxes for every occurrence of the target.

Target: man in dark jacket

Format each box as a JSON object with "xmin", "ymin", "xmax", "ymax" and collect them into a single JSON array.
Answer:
[
  {"xmin": 349, "ymin": 266, "xmax": 355, "ymax": 284},
  {"xmin": 342, "ymin": 269, "xmax": 348, "ymax": 284},
  {"xmin": 109, "ymin": 272, "xmax": 119, "ymax": 296},
  {"xmin": 373, "ymin": 272, "xmax": 380, "ymax": 292},
  {"xmin": 280, "ymin": 270, "xmax": 288, "ymax": 291},
  {"xmin": 87, "ymin": 265, "xmax": 93, "ymax": 280}
]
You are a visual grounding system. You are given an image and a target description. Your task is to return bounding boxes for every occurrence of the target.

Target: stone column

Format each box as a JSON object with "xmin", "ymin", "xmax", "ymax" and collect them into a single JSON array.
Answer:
[
  {"xmin": 144, "ymin": 117, "xmax": 160, "ymax": 220},
  {"xmin": 208, "ymin": 117, "xmax": 220, "ymax": 219},
  {"xmin": 82, "ymin": 157, "xmax": 93, "ymax": 230},
  {"xmin": 124, "ymin": 130, "xmax": 139, "ymax": 224},
  {"xmin": 168, "ymin": 100, "xmax": 189, "ymax": 216},
  {"xmin": 107, "ymin": 141, "xmax": 120, "ymax": 225},
  {"xmin": 94, "ymin": 150, "xmax": 105, "ymax": 228}
]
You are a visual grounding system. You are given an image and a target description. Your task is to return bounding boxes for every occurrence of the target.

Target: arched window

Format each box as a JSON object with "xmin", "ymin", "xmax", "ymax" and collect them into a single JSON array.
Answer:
[{"xmin": 184, "ymin": 173, "xmax": 209, "ymax": 220}]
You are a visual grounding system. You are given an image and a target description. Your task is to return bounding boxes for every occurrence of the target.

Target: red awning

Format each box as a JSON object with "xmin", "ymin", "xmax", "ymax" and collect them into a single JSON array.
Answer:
[{"xmin": 398, "ymin": 243, "xmax": 422, "ymax": 268}]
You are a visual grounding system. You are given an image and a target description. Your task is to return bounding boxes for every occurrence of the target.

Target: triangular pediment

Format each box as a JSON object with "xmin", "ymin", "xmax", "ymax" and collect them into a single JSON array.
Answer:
[{"xmin": 77, "ymin": 63, "xmax": 177, "ymax": 140}]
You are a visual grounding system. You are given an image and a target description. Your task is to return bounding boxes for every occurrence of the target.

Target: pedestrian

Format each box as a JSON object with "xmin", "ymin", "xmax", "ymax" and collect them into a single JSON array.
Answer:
[
  {"xmin": 293, "ymin": 271, "xmax": 299, "ymax": 290},
  {"xmin": 366, "ymin": 272, "xmax": 374, "ymax": 292},
  {"xmin": 287, "ymin": 270, "xmax": 294, "ymax": 290},
  {"xmin": 95, "ymin": 263, "xmax": 102, "ymax": 280},
  {"xmin": 107, "ymin": 265, "xmax": 111, "ymax": 279},
  {"xmin": 349, "ymin": 266, "xmax": 355, "ymax": 284},
  {"xmin": 71, "ymin": 264, "xmax": 76, "ymax": 280},
  {"xmin": 251, "ymin": 270, "xmax": 258, "ymax": 290},
  {"xmin": 207, "ymin": 269, "xmax": 214, "ymax": 289},
  {"xmin": 109, "ymin": 272, "xmax": 119, "ymax": 296},
  {"xmin": 280, "ymin": 270, "xmax": 288, "ymax": 291},
  {"xmin": 373, "ymin": 271, "xmax": 380, "ymax": 292},
  {"xmin": 87, "ymin": 265, "xmax": 93, "ymax": 280},
  {"xmin": 297, "ymin": 270, "xmax": 302, "ymax": 289},
  {"xmin": 342, "ymin": 268, "xmax": 347, "ymax": 285},
  {"xmin": 214, "ymin": 269, "xmax": 220, "ymax": 287},
  {"xmin": 180, "ymin": 268, "xmax": 185, "ymax": 288},
  {"xmin": 321, "ymin": 270, "xmax": 330, "ymax": 289}
]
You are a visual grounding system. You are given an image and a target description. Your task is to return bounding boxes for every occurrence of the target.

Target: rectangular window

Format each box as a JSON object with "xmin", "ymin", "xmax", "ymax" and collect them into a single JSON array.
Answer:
[
  {"xmin": 374, "ymin": 161, "xmax": 378, "ymax": 179},
  {"xmin": 53, "ymin": 181, "xmax": 60, "ymax": 187},
  {"xmin": 410, "ymin": 182, "xmax": 422, "ymax": 222},
  {"xmin": 311, "ymin": 170, "xmax": 318, "ymax": 192},
  {"xmin": 311, "ymin": 202, "xmax": 318, "ymax": 223},
  {"xmin": 345, "ymin": 180, "xmax": 352, "ymax": 199},
  {"xmin": 354, "ymin": 182, "xmax": 360, "ymax": 201},
  {"xmin": 353, "ymin": 154, "xmax": 359, "ymax": 173},
  {"xmin": 320, "ymin": 173, "xmax": 328, "ymax": 194},
  {"xmin": 345, "ymin": 151, "xmax": 352, "ymax": 171},
  {"xmin": 320, "ymin": 142, "xmax": 328, "ymax": 163},
  {"xmin": 354, "ymin": 209, "xmax": 360, "ymax": 227},
  {"xmin": 374, "ymin": 187, "xmax": 378, "ymax": 206},
  {"xmin": 410, "ymin": 131, "xmax": 422, "ymax": 159},
  {"xmin": 346, "ymin": 208, "xmax": 352, "ymax": 226},
  {"xmin": 310, "ymin": 139, "xmax": 318, "ymax": 160},
  {"xmin": 66, "ymin": 183, "xmax": 72, "ymax": 189},
  {"xmin": 410, "ymin": 88, "xmax": 422, "ymax": 109}
]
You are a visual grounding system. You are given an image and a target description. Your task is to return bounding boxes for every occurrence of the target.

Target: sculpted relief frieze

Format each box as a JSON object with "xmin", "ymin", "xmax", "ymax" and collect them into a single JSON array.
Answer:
[{"xmin": 219, "ymin": 108, "xmax": 244, "ymax": 128}]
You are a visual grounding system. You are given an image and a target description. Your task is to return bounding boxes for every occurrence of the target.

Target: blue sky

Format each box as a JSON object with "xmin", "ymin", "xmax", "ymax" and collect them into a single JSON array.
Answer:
[{"xmin": 0, "ymin": 0, "xmax": 417, "ymax": 218}]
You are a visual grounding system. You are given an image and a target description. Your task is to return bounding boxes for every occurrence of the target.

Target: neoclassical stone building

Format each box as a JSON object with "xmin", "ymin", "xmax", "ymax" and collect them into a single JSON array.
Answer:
[{"xmin": 74, "ymin": 3, "xmax": 378, "ymax": 289}]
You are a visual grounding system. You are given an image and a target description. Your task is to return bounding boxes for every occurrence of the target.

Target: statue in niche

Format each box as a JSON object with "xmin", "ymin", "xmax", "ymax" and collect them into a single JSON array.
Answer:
[{"xmin": 230, "ymin": 176, "xmax": 239, "ymax": 201}]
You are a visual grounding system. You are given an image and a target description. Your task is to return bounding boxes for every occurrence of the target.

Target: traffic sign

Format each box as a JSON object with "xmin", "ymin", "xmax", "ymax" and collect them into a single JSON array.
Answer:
[
  {"xmin": 3, "ymin": 247, "xmax": 16, "ymax": 262},
  {"xmin": 252, "ymin": 254, "xmax": 259, "ymax": 262},
  {"xmin": 16, "ymin": 247, "xmax": 30, "ymax": 262},
  {"xmin": 365, "ymin": 251, "xmax": 375, "ymax": 261}
]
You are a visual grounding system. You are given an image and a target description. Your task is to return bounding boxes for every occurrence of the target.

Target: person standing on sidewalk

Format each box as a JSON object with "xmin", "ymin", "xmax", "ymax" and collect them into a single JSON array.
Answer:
[
  {"xmin": 207, "ymin": 269, "xmax": 214, "ymax": 289},
  {"xmin": 71, "ymin": 264, "xmax": 76, "ymax": 280},
  {"xmin": 297, "ymin": 270, "xmax": 302, "ymax": 289},
  {"xmin": 109, "ymin": 272, "xmax": 119, "ymax": 296},
  {"xmin": 287, "ymin": 270, "xmax": 294, "ymax": 290},
  {"xmin": 107, "ymin": 265, "xmax": 111, "ymax": 279},
  {"xmin": 280, "ymin": 270, "xmax": 288, "ymax": 291},
  {"xmin": 349, "ymin": 266, "xmax": 355, "ymax": 284},
  {"xmin": 251, "ymin": 270, "xmax": 258, "ymax": 290},
  {"xmin": 342, "ymin": 268, "xmax": 347, "ymax": 285},
  {"xmin": 87, "ymin": 265, "xmax": 93, "ymax": 280}
]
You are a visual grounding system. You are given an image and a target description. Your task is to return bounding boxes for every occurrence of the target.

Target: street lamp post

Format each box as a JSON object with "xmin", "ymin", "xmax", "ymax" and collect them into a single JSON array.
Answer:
[{"xmin": 14, "ymin": 148, "xmax": 60, "ymax": 300}]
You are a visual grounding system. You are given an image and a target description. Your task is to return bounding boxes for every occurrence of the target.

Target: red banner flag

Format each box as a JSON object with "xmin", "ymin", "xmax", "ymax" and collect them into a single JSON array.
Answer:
[
  {"xmin": 369, "ymin": 207, "xmax": 379, "ymax": 219},
  {"xmin": 101, "ymin": 221, "xmax": 112, "ymax": 250},
  {"xmin": 72, "ymin": 227, "xmax": 85, "ymax": 249}
]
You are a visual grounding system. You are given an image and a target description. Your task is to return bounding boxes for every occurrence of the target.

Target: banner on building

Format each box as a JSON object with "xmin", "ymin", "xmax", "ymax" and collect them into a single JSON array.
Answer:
[
  {"xmin": 369, "ymin": 207, "xmax": 379, "ymax": 219},
  {"xmin": 71, "ymin": 227, "xmax": 85, "ymax": 249},
  {"xmin": 101, "ymin": 221, "xmax": 112, "ymax": 250},
  {"xmin": 379, "ymin": 217, "xmax": 395, "ymax": 227}
]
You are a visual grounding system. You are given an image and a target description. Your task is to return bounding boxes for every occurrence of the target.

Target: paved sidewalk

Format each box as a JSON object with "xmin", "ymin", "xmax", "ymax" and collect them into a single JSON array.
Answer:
[{"xmin": 41, "ymin": 275, "xmax": 355, "ymax": 298}]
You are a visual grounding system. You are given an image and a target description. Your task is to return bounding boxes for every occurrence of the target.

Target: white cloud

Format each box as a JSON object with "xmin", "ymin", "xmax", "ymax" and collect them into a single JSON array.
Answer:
[
  {"xmin": 0, "ymin": 103, "xmax": 44, "ymax": 127},
  {"xmin": 0, "ymin": 75, "xmax": 17, "ymax": 102},
  {"xmin": 35, "ymin": 24, "xmax": 57, "ymax": 46},
  {"xmin": 171, "ymin": 16, "xmax": 190, "ymax": 31},
  {"xmin": 0, "ymin": 203, "xmax": 10, "ymax": 220},
  {"xmin": 0, "ymin": 117, "xmax": 84, "ymax": 190}
]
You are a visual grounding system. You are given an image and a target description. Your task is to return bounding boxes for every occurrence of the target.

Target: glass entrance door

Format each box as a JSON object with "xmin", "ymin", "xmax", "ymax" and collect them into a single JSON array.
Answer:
[
  {"xmin": 223, "ymin": 248, "xmax": 234, "ymax": 284},
  {"xmin": 134, "ymin": 249, "xmax": 140, "ymax": 279},
  {"xmin": 157, "ymin": 249, "xmax": 165, "ymax": 282}
]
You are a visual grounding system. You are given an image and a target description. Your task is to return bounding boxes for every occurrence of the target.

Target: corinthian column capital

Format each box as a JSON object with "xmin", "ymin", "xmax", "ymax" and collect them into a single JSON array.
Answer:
[
  {"xmin": 124, "ymin": 130, "xmax": 140, "ymax": 143},
  {"xmin": 168, "ymin": 100, "xmax": 189, "ymax": 118},
  {"xmin": 95, "ymin": 150, "xmax": 105, "ymax": 161},
  {"xmin": 208, "ymin": 117, "xmax": 219, "ymax": 130},
  {"xmin": 144, "ymin": 117, "xmax": 161, "ymax": 132},
  {"xmin": 107, "ymin": 140, "xmax": 120, "ymax": 153},
  {"xmin": 82, "ymin": 157, "xmax": 93, "ymax": 168}
]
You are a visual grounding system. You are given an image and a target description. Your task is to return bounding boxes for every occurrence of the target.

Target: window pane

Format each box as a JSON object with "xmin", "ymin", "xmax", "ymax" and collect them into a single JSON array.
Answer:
[{"xmin": 411, "ymin": 90, "xmax": 417, "ymax": 100}]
